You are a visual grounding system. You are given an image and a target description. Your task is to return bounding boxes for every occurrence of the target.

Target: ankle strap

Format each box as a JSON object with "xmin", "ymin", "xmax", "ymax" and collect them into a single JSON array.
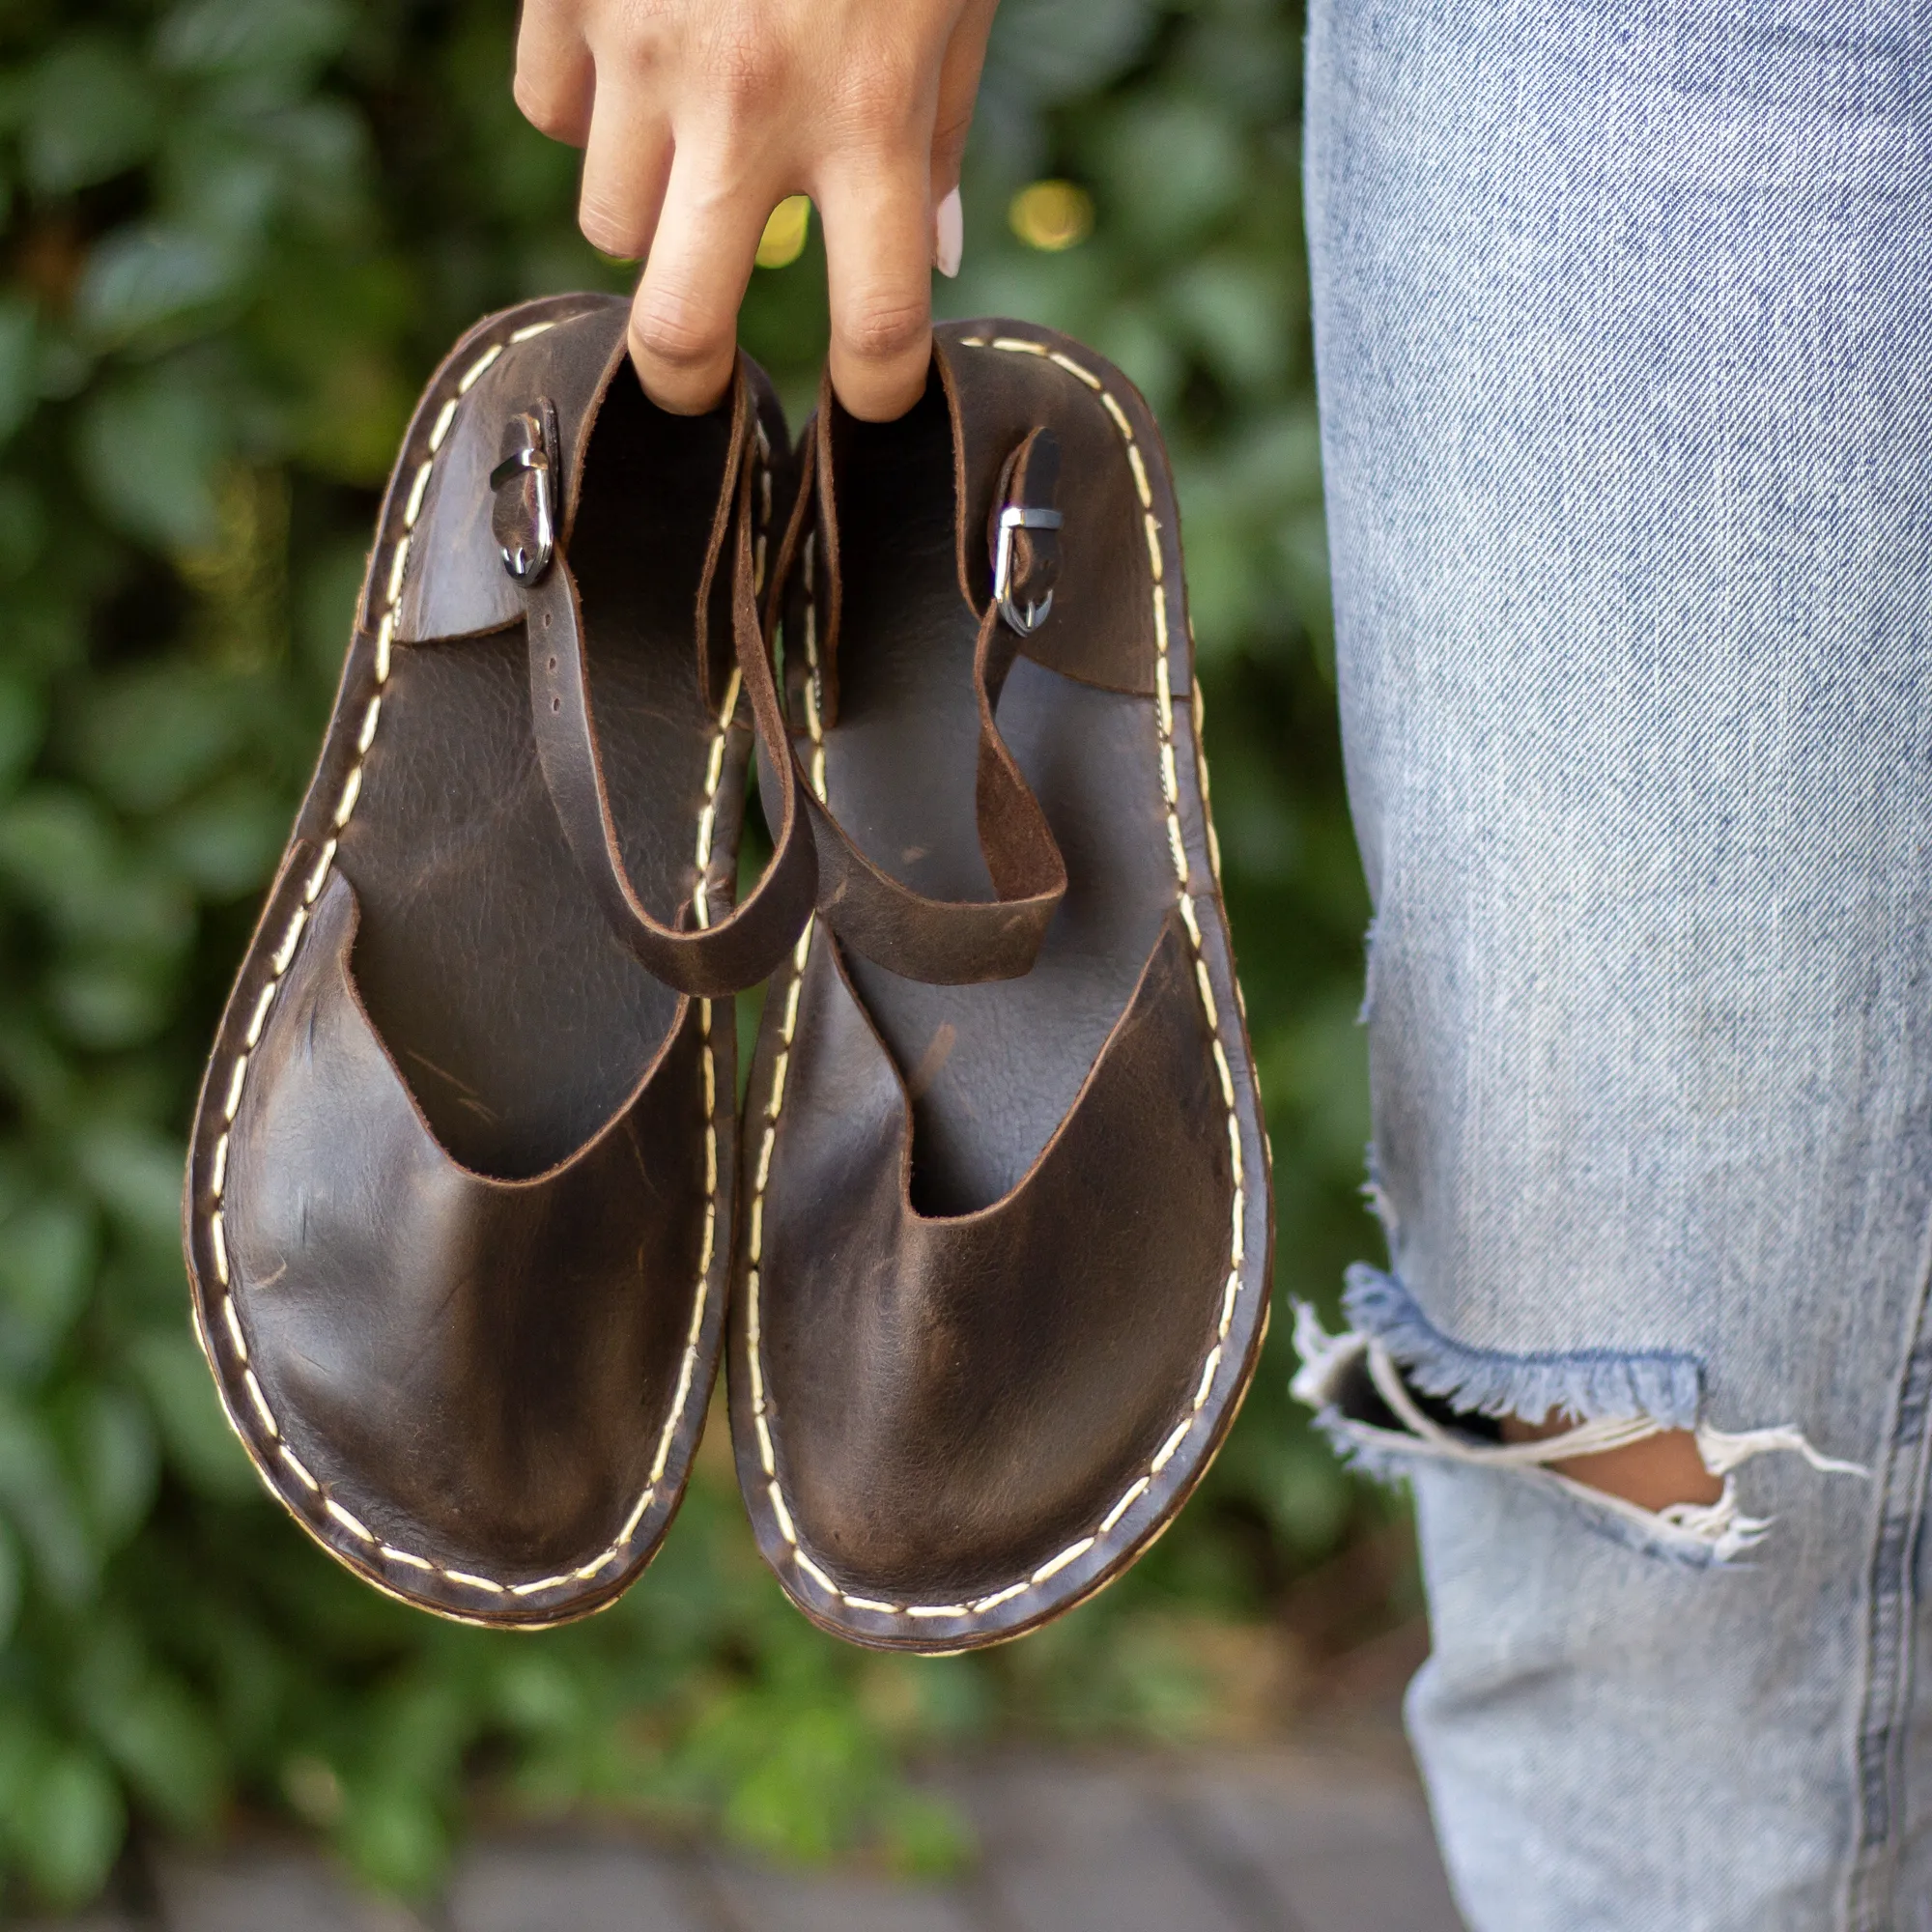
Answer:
[
  {"xmin": 765, "ymin": 401, "xmax": 1066, "ymax": 986},
  {"xmin": 513, "ymin": 365, "xmax": 817, "ymax": 998}
]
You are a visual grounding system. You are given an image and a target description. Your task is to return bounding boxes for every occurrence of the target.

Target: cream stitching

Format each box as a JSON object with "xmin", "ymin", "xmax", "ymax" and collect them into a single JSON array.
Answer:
[
  {"xmin": 203, "ymin": 313, "xmax": 746, "ymax": 1604},
  {"xmin": 745, "ymin": 334, "xmax": 1252, "ymax": 1625}
]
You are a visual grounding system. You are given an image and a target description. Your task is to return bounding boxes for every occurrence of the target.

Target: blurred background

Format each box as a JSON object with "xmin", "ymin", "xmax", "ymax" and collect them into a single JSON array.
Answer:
[{"xmin": 0, "ymin": 0, "xmax": 1412, "ymax": 1912}]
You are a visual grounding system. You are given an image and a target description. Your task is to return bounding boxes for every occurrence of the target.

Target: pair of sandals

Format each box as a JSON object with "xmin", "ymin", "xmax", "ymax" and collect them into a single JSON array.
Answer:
[{"xmin": 184, "ymin": 295, "xmax": 1271, "ymax": 1652}]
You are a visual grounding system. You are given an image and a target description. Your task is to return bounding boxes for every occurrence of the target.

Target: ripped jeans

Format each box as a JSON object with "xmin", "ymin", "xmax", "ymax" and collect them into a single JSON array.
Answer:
[{"xmin": 1299, "ymin": 2, "xmax": 1932, "ymax": 1926}]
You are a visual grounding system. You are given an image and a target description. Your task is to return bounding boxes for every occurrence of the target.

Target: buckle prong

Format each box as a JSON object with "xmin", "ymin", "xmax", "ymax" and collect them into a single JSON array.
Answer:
[
  {"xmin": 994, "ymin": 504, "xmax": 1064, "ymax": 635},
  {"xmin": 490, "ymin": 412, "xmax": 557, "ymax": 584}
]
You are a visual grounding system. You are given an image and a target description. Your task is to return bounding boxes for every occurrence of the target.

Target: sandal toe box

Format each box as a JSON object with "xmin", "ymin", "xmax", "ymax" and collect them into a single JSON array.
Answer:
[{"xmin": 193, "ymin": 867, "xmax": 719, "ymax": 1624}]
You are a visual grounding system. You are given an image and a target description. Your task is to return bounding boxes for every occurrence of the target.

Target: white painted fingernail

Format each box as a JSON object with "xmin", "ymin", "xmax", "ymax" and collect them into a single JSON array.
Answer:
[{"xmin": 934, "ymin": 186, "xmax": 963, "ymax": 278}]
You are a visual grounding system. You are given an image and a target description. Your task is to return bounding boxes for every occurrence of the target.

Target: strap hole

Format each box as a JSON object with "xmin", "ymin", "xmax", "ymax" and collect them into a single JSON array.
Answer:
[
  {"xmin": 547, "ymin": 655, "xmax": 556, "ymax": 672},
  {"xmin": 552, "ymin": 696, "xmax": 561, "ymax": 712}
]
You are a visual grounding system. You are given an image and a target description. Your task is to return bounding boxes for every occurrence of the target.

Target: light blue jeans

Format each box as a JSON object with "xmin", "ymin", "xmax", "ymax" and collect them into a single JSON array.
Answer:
[{"xmin": 1297, "ymin": 3, "xmax": 1932, "ymax": 1926}]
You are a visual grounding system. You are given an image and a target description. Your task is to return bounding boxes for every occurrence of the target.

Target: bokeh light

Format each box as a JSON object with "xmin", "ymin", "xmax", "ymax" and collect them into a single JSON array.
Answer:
[
  {"xmin": 1009, "ymin": 179, "xmax": 1095, "ymax": 252},
  {"xmin": 757, "ymin": 194, "xmax": 812, "ymax": 270}
]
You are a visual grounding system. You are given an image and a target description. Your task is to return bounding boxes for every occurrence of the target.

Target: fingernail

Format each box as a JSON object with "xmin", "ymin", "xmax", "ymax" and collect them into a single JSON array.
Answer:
[{"xmin": 934, "ymin": 186, "xmax": 963, "ymax": 279}]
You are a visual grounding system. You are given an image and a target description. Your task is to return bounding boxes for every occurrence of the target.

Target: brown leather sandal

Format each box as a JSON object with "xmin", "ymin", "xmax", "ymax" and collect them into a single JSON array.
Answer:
[
  {"xmin": 183, "ymin": 296, "xmax": 813, "ymax": 1627},
  {"xmin": 729, "ymin": 320, "xmax": 1272, "ymax": 1653}
]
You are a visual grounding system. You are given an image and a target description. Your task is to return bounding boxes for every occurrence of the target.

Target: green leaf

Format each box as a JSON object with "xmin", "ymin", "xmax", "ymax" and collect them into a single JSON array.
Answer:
[
  {"xmin": 0, "ymin": 1012, "xmax": 76, "ymax": 1125},
  {"xmin": 1257, "ymin": 993, "xmax": 1371, "ymax": 1179},
  {"xmin": 46, "ymin": 957, "xmax": 181, "ymax": 1051},
  {"xmin": 1224, "ymin": 405, "xmax": 1324, "ymax": 507},
  {"xmin": 159, "ymin": 780, "xmax": 287, "ymax": 898},
  {"xmin": 74, "ymin": 1634, "xmax": 225, "ymax": 1833},
  {"xmin": 71, "ymin": 1122, "xmax": 186, "ymax": 1254},
  {"xmin": 128, "ymin": 1326, "xmax": 259, "ymax": 1503},
  {"xmin": 58, "ymin": 1383, "xmax": 159, "ymax": 1552},
  {"xmin": 74, "ymin": 373, "xmax": 228, "ymax": 554},
  {"xmin": 156, "ymin": 0, "xmax": 355, "ymax": 81},
  {"xmin": 0, "ymin": 787, "xmax": 119, "ymax": 907},
  {"xmin": 984, "ymin": 0, "xmax": 1159, "ymax": 104},
  {"xmin": 1092, "ymin": 92, "xmax": 1246, "ymax": 247},
  {"xmin": 1203, "ymin": 740, "xmax": 1301, "ymax": 881},
  {"xmin": 336, "ymin": 1776, "xmax": 450, "ymax": 1897},
  {"xmin": 50, "ymin": 866, "xmax": 195, "ymax": 957},
  {"xmin": 712, "ymin": 1699, "xmax": 883, "ymax": 1863},
  {"xmin": 0, "ymin": 1396, "xmax": 99, "ymax": 1605},
  {"xmin": 0, "ymin": 671, "xmax": 47, "ymax": 801},
  {"xmin": 21, "ymin": 37, "xmax": 160, "ymax": 195},
  {"xmin": 489, "ymin": 1652, "xmax": 586, "ymax": 1737},
  {"xmin": 1165, "ymin": 257, "xmax": 1289, "ymax": 394},
  {"xmin": 77, "ymin": 225, "xmax": 245, "ymax": 346},
  {"xmin": 1265, "ymin": 1433, "xmax": 1356, "ymax": 1558},
  {"xmin": 0, "ymin": 1197, "xmax": 96, "ymax": 1379},
  {"xmin": 70, "ymin": 664, "xmax": 249, "ymax": 814},
  {"xmin": 1177, "ymin": 9, "xmax": 1298, "ymax": 118},
  {"xmin": 283, "ymin": 1751, "xmax": 344, "ymax": 1825},
  {"xmin": 1088, "ymin": 299, "xmax": 1186, "ymax": 417},
  {"xmin": 0, "ymin": 1709, "xmax": 55, "ymax": 1821},
  {"xmin": 258, "ymin": 99, "xmax": 369, "ymax": 209},
  {"xmin": 14, "ymin": 1742, "xmax": 126, "ymax": 1907}
]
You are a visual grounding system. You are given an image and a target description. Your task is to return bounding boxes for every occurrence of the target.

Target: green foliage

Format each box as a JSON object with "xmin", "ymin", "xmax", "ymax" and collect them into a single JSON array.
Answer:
[{"xmin": 0, "ymin": 0, "xmax": 1390, "ymax": 1910}]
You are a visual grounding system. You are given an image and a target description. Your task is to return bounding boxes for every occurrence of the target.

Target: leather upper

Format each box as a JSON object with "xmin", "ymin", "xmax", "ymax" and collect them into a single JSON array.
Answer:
[
  {"xmin": 229, "ymin": 867, "xmax": 704, "ymax": 1574},
  {"xmin": 760, "ymin": 913, "xmax": 1233, "ymax": 1596}
]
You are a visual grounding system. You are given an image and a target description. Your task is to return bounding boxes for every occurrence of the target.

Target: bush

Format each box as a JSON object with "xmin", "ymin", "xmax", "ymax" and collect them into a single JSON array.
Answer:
[{"xmin": 0, "ymin": 0, "xmax": 1385, "ymax": 1907}]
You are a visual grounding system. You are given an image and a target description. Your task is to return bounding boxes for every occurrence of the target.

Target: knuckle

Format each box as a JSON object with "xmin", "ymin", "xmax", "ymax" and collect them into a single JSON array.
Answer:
[
  {"xmin": 703, "ymin": 20, "xmax": 785, "ymax": 119},
  {"xmin": 577, "ymin": 190, "xmax": 642, "ymax": 258},
  {"xmin": 595, "ymin": 3, "xmax": 672, "ymax": 82},
  {"xmin": 837, "ymin": 66, "xmax": 922, "ymax": 144},
  {"xmin": 512, "ymin": 70, "xmax": 583, "ymax": 142},
  {"xmin": 630, "ymin": 291, "xmax": 729, "ymax": 373},
  {"xmin": 838, "ymin": 292, "xmax": 928, "ymax": 366}
]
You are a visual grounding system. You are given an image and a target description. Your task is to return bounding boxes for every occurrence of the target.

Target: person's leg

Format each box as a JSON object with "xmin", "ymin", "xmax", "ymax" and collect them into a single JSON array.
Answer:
[{"xmin": 1299, "ymin": 3, "xmax": 1932, "ymax": 1925}]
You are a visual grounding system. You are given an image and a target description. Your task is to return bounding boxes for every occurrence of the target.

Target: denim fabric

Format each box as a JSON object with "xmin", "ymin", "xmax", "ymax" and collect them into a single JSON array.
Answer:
[{"xmin": 1300, "ymin": 2, "xmax": 1932, "ymax": 1926}]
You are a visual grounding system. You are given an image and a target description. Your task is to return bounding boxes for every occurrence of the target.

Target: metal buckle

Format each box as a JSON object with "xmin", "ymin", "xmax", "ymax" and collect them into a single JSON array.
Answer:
[
  {"xmin": 993, "ymin": 504, "xmax": 1064, "ymax": 635},
  {"xmin": 490, "ymin": 421, "xmax": 555, "ymax": 583}
]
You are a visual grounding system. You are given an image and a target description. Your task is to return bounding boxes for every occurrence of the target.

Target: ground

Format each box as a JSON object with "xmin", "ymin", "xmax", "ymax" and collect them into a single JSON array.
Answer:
[{"xmin": 30, "ymin": 1708, "xmax": 1464, "ymax": 1932}]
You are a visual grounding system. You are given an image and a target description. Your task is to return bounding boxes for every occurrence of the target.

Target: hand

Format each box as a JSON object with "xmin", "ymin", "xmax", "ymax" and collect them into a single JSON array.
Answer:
[{"xmin": 514, "ymin": 0, "xmax": 997, "ymax": 420}]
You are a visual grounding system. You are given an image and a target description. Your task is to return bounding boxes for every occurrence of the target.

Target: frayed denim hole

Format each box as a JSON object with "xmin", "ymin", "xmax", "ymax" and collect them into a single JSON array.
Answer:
[
  {"xmin": 1406, "ymin": 1455, "xmax": 1737, "ymax": 1573},
  {"xmin": 1340, "ymin": 1264, "xmax": 1705, "ymax": 1429},
  {"xmin": 1293, "ymin": 1301, "xmax": 1865, "ymax": 1565},
  {"xmin": 1333, "ymin": 1350, "xmax": 1502, "ymax": 1445},
  {"xmin": 1316, "ymin": 1408, "xmax": 1735, "ymax": 1569}
]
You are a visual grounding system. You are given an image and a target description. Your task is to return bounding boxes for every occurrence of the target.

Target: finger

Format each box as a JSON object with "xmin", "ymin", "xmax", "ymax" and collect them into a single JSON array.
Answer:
[
  {"xmin": 930, "ymin": 0, "xmax": 997, "ymax": 201},
  {"xmin": 629, "ymin": 146, "xmax": 773, "ymax": 413},
  {"xmin": 513, "ymin": 0, "xmax": 595, "ymax": 146},
  {"xmin": 815, "ymin": 157, "xmax": 935, "ymax": 422},
  {"xmin": 578, "ymin": 88, "xmax": 675, "ymax": 260},
  {"xmin": 929, "ymin": 0, "xmax": 997, "ymax": 275}
]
